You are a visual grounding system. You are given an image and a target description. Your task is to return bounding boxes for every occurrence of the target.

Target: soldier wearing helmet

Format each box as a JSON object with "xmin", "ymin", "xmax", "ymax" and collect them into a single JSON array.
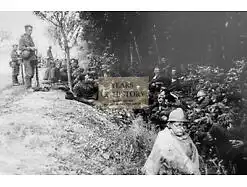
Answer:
[
  {"xmin": 19, "ymin": 25, "xmax": 37, "ymax": 89},
  {"xmin": 197, "ymin": 90, "xmax": 206, "ymax": 98},
  {"xmin": 167, "ymin": 108, "xmax": 189, "ymax": 137},
  {"xmin": 10, "ymin": 44, "xmax": 21, "ymax": 86},
  {"xmin": 143, "ymin": 108, "xmax": 200, "ymax": 175},
  {"xmin": 195, "ymin": 90, "xmax": 211, "ymax": 111}
]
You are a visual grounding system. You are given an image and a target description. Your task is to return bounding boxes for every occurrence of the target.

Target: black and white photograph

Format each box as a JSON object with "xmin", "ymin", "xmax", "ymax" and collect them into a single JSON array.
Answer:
[{"xmin": 0, "ymin": 2, "xmax": 247, "ymax": 178}]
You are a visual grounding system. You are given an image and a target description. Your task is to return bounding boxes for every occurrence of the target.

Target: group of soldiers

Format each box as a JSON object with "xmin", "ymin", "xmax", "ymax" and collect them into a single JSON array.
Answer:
[
  {"xmin": 9, "ymin": 24, "xmax": 98, "ymax": 99},
  {"xmin": 8, "ymin": 24, "xmax": 247, "ymax": 175},
  {"xmin": 143, "ymin": 65, "xmax": 247, "ymax": 174},
  {"xmin": 43, "ymin": 47, "xmax": 98, "ymax": 99},
  {"xmin": 9, "ymin": 25, "xmax": 38, "ymax": 89}
]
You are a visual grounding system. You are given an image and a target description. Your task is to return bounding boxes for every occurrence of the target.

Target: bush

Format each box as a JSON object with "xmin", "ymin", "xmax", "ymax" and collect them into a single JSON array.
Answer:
[
  {"xmin": 96, "ymin": 59, "xmax": 247, "ymax": 175},
  {"xmin": 107, "ymin": 116, "xmax": 157, "ymax": 174}
]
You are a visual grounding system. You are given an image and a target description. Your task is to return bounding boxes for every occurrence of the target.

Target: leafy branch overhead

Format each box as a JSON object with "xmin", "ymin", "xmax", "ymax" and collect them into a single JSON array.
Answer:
[
  {"xmin": 34, "ymin": 11, "xmax": 86, "ymax": 49},
  {"xmin": 34, "ymin": 11, "xmax": 88, "ymax": 91}
]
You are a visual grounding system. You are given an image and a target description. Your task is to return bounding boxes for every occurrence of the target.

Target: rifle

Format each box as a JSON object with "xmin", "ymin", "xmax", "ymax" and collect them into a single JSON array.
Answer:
[
  {"xmin": 35, "ymin": 49, "xmax": 40, "ymax": 87},
  {"xmin": 20, "ymin": 59, "xmax": 25, "ymax": 85}
]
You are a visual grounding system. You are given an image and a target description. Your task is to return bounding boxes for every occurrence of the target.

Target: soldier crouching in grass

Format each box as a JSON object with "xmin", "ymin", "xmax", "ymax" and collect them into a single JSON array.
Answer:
[
  {"xmin": 19, "ymin": 25, "xmax": 37, "ymax": 90},
  {"xmin": 10, "ymin": 44, "xmax": 21, "ymax": 86}
]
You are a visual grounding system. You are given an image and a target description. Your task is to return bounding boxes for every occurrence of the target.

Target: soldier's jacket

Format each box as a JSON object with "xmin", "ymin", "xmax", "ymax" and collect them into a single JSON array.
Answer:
[
  {"xmin": 10, "ymin": 50, "xmax": 19, "ymax": 62},
  {"xmin": 19, "ymin": 33, "xmax": 35, "ymax": 59},
  {"xmin": 73, "ymin": 80, "xmax": 97, "ymax": 98},
  {"xmin": 47, "ymin": 49, "xmax": 53, "ymax": 59},
  {"xmin": 197, "ymin": 96, "xmax": 211, "ymax": 109},
  {"xmin": 72, "ymin": 67, "xmax": 84, "ymax": 79}
]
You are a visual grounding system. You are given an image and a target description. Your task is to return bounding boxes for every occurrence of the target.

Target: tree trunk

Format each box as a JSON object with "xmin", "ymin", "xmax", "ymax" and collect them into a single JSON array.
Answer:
[
  {"xmin": 65, "ymin": 46, "xmax": 72, "ymax": 91},
  {"xmin": 61, "ymin": 28, "xmax": 73, "ymax": 91}
]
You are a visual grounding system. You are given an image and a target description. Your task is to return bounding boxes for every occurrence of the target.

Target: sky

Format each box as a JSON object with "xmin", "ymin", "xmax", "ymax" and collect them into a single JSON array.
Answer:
[
  {"xmin": 0, "ymin": 11, "xmax": 63, "ymax": 57},
  {"xmin": 0, "ymin": 11, "xmax": 64, "ymax": 74}
]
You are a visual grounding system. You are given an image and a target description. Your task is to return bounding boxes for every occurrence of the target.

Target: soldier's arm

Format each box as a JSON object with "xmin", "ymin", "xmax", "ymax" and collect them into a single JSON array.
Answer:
[
  {"xmin": 19, "ymin": 36, "xmax": 26, "ymax": 51},
  {"xmin": 10, "ymin": 51, "xmax": 19, "ymax": 61},
  {"xmin": 19, "ymin": 36, "xmax": 30, "ymax": 51}
]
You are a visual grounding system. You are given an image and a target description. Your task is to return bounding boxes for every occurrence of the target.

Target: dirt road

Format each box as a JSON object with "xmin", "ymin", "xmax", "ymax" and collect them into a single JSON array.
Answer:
[{"xmin": 0, "ymin": 85, "xmax": 119, "ymax": 174}]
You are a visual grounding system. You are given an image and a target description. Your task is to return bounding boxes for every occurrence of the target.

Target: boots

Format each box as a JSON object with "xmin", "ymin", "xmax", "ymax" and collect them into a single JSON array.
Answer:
[{"xmin": 12, "ymin": 75, "xmax": 20, "ymax": 86}]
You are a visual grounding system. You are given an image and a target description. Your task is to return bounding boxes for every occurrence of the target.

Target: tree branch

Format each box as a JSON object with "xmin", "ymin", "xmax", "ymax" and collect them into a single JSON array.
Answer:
[
  {"xmin": 54, "ymin": 12, "xmax": 62, "ymax": 26},
  {"xmin": 36, "ymin": 12, "xmax": 60, "ymax": 27}
]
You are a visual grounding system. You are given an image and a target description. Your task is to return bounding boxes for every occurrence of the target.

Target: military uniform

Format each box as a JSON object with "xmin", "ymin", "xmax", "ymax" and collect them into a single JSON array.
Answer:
[
  {"xmin": 19, "ymin": 33, "xmax": 36, "ymax": 88},
  {"xmin": 72, "ymin": 66, "xmax": 84, "ymax": 85},
  {"xmin": 46, "ymin": 48, "xmax": 53, "ymax": 68},
  {"xmin": 47, "ymin": 49, "xmax": 53, "ymax": 60},
  {"xmin": 10, "ymin": 49, "xmax": 20, "ymax": 85},
  {"xmin": 196, "ymin": 96, "xmax": 211, "ymax": 110},
  {"xmin": 73, "ymin": 79, "xmax": 98, "ymax": 99},
  {"xmin": 59, "ymin": 65, "xmax": 68, "ymax": 82}
]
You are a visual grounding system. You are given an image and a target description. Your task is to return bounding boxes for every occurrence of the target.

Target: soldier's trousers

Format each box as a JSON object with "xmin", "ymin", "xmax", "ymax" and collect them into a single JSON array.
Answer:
[
  {"xmin": 50, "ymin": 68, "xmax": 60, "ymax": 82},
  {"xmin": 11, "ymin": 62, "xmax": 20, "ymax": 84},
  {"xmin": 43, "ymin": 67, "xmax": 60, "ymax": 83},
  {"xmin": 12, "ymin": 61, "xmax": 20, "ymax": 84},
  {"xmin": 24, "ymin": 59, "xmax": 35, "ymax": 88},
  {"xmin": 43, "ymin": 68, "xmax": 51, "ymax": 80}
]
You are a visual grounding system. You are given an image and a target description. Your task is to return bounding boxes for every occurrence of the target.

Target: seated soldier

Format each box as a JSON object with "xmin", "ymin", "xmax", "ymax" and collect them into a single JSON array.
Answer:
[
  {"xmin": 73, "ymin": 73, "xmax": 98, "ymax": 99},
  {"xmin": 60, "ymin": 61, "xmax": 68, "ymax": 82},
  {"xmin": 49, "ymin": 60, "xmax": 61, "ymax": 83},
  {"xmin": 43, "ymin": 60, "xmax": 55, "ymax": 81},
  {"xmin": 150, "ymin": 67, "xmax": 171, "ymax": 90},
  {"xmin": 71, "ymin": 59, "xmax": 84, "ymax": 86},
  {"xmin": 194, "ymin": 90, "xmax": 212, "ymax": 112},
  {"xmin": 43, "ymin": 60, "xmax": 61, "ymax": 83},
  {"xmin": 149, "ymin": 67, "xmax": 171, "ymax": 105}
]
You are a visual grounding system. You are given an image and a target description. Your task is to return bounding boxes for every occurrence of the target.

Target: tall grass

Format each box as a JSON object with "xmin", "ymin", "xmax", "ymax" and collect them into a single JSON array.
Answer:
[{"xmin": 108, "ymin": 116, "xmax": 157, "ymax": 175}]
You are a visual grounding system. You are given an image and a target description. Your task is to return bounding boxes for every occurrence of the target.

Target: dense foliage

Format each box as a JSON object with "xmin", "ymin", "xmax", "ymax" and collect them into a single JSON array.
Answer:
[
  {"xmin": 80, "ymin": 12, "xmax": 247, "ymax": 75},
  {"xmin": 35, "ymin": 11, "xmax": 247, "ymax": 174},
  {"xmin": 96, "ymin": 59, "xmax": 247, "ymax": 174}
]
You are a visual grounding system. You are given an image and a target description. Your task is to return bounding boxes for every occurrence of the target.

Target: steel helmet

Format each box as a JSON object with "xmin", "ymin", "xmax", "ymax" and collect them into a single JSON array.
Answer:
[
  {"xmin": 197, "ymin": 90, "xmax": 206, "ymax": 98},
  {"xmin": 168, "ymin": 108, "xmax": 188, "ymax": 122}
]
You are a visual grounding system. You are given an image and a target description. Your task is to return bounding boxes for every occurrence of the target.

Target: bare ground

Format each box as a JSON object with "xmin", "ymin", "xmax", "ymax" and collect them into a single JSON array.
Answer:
[{"xmin": 0, "ymin": 86, "xmax": 120, "ymax": 175}]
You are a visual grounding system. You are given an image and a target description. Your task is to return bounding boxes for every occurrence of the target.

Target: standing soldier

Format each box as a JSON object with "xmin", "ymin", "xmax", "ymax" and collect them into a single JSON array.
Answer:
[
  {"xmin": 46, "ymin": 46, "xmax": 53, "ymax": 67},
  {"xmin": 19, "ymin": 25, "xmax": 37, "ymax": 90},
  {"xmin": 10, "ymin": 44, "xmax": 20, "ymax": 86}
]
